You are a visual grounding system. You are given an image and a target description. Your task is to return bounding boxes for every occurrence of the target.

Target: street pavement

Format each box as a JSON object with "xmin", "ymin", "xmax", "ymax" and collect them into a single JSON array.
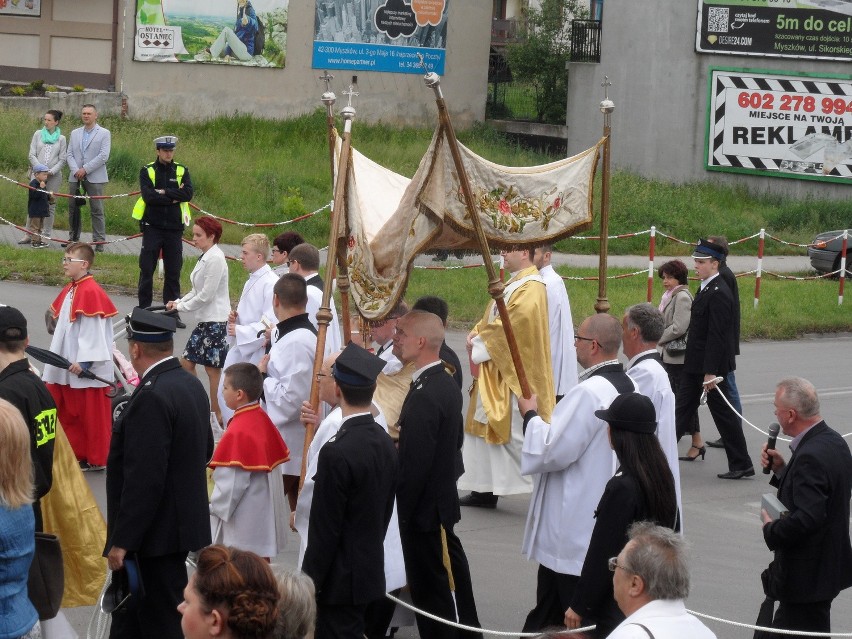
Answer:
[{"xmin": 2, "ymin": 277, "xmax": 852, "ymax": 637}]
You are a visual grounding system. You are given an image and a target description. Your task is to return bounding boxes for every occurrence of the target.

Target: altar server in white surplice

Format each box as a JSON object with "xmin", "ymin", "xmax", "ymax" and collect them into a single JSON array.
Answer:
[
  {"xmin": 622, "ymin": 303, "xmax": 683, "ymax": 524},
  {"xmin": 259, "ymin": 274, "xmax": 317, "ymax": 515},
  {"xmin": 287, "ymin": 242, "xmax": 342, "ymax": 356},
  {"xmin": 533, "ymin": 243, "xmax": 578, "ymax": 400},
  {"xmin": 210, "ymin": 362, "xmax": 290, "ymax": 559},
  {"xmin": 218, "ymin": 233, "xmax": 278, "ymax": 424},
  {"xmin": 516, "ymin": 313, "xmax": 635, "ymax": 633}
]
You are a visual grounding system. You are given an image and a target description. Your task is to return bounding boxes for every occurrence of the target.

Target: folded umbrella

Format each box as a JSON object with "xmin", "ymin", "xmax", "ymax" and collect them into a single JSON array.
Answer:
[{"xmin": 26, "ymin": 345, "xmax": 120, "ymax": 397}]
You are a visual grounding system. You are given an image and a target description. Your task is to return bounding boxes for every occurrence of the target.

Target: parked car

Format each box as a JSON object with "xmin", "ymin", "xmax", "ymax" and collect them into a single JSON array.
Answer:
[{"xmin": 808, "ymin": 230, "xmax": 851, "ymax": 277}]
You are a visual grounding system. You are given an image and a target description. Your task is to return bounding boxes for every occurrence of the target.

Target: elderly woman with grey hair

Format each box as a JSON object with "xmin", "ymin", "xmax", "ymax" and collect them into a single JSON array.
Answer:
[{"xmin": 273, "ymin": 568, "xmax": 316, "ymax": 639}]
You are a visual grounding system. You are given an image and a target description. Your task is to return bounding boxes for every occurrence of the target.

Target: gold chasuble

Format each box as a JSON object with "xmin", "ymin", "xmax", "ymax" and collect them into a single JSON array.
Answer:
[{"xmin": 465, "ymin": 266, "xmax": 554, "ymax": 445}]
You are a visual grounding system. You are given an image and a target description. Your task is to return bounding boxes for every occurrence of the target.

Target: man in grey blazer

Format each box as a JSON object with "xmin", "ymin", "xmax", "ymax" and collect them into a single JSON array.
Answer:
[{"xmin": 67, "ymin": 104, "xmax": 110, "ymax": 250}]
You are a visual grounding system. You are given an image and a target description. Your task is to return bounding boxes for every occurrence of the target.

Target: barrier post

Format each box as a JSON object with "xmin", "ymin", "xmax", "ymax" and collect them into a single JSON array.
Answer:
[
  {"xmin": 646, "ymin": 226, "xmax": 656, "ymax": 302},
  {"xmin": 754, "ymin": 228, "xmax": 764, "ymax": 309},
  {"xmin": 839, "ymin": 229, "xmax": 848, "ymax": 306}
]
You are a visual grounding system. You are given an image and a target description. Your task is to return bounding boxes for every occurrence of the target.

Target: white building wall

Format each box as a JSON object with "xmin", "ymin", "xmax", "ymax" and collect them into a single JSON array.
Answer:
[
  {"xmin": 565, "ymin": 0, "xmax": 850, "ymax": 198},
  {"xmin": 116, "ymin": 1, "xmax": 491, "ymax": 127}
]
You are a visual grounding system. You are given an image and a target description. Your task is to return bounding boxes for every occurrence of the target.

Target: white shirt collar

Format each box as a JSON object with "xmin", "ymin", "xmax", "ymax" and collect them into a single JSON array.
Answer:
[
  {"xmin": 627, "ymin": 349, "xmax": 659, "ymax": 368},
  {"xmin": 699, "ymin": 271, "xmax": 720, "ymax": 290},
  {"xmin": 579, "ymin": 359, "xmax": 621, "ymax": 380},
  {"xmin": 142, "ymin": 355, "xmax": 176, "ymax": 379},
  {"xmin": 412, "ymin": 360, "xmax": 443, "ymax": 383}
]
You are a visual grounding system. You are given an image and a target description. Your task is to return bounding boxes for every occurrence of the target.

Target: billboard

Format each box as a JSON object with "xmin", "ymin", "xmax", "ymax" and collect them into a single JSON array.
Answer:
[
  {"xmin": 706, "ymin": 67, "xmax": 852, "ymax": 182},
  {"xmin": 134, "ymin": 0, "xmax": 288, "ymax": 68},
  {"xmin": 312, "ymin": 0, "xmax": 449, "ymax": 74},
  {"xmin": 697, "ymin": 0, "xmax": 852, "ymax": 61}
]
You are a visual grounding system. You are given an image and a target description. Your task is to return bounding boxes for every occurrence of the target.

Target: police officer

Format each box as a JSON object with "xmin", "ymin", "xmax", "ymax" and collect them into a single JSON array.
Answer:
[{"xmin": 135, "ymin": 136, "xmax": 193, "ymax": 315}]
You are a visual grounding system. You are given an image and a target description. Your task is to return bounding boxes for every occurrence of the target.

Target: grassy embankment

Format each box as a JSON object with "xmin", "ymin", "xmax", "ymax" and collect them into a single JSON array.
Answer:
[{"xmin": 0, "ymin": 108, "xmax": 848, "ymax": 338}]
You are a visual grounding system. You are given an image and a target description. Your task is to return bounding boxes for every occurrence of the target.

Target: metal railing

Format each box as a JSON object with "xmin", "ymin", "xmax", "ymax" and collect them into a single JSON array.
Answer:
[{"xmin": 570, "ymin": 19, "xmax": 601, "ymax": 62}]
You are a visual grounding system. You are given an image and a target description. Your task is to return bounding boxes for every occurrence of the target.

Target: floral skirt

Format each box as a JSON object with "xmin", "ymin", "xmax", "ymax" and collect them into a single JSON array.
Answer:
[{"xmin": 183, "ymin": 321, "xmax": 229, "ymax": 368}]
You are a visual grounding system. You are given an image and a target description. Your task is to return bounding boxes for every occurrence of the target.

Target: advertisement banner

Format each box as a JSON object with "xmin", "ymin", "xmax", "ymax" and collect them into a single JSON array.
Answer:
[
  {"xmin": 134, "ymin": 0, "xmax": 288, "ymax": 68},
  {"xmin": 697, "ymin": 0, "xmax": 852, "ymax": 61},
  {"xmin": 0, "ymin": 0, "xmax": 40, "ymax": 17},
  {"xmin": 705, "ymin": 67, "xmax": 852, "ymax": 182},
  {"xmin": 312, "ymin": 0, "xmax": 448, "ymax": 74}
]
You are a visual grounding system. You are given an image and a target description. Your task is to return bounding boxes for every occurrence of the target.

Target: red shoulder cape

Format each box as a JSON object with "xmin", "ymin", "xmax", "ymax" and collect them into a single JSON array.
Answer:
[
  {"xmin": 50, "ymin": 275, "xmax": 118, "ymax": 321},
  {"xmin": 210, "ymin": 403, "xmax": 290, "ymax": 471}
]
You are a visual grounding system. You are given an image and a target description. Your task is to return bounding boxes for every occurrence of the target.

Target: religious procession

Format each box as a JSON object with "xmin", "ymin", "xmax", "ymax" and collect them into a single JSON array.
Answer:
[{"xmin": 0, "ymin": 63, "xmax": 850, "ymax": 639}]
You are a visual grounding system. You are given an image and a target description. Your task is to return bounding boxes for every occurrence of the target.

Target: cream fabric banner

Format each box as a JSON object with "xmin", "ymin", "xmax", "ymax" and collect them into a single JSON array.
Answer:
[{"xmin": 337, "ymin": 127, "xmax": 604, "ymax": 319}]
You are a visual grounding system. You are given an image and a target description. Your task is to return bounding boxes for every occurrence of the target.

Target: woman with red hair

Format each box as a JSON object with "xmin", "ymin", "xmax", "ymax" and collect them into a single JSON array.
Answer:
[
  {"xmin": 179, "ymin": 545, "xmax": 279, "ymax": 639},
  {"xmin": 167, "ymin": 216, "xmax": 230, "ymax": 423}
]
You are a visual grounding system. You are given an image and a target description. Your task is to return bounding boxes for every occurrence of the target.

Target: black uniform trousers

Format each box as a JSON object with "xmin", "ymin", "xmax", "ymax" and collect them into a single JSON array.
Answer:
[
  {"xmin": 755, "ymin": 597, "xmax": 831, "ymax": 639},
  {"xmin": 400, "ymin": 526, "xmax": 482, "ymax": 639},
  {"xmin": 315, "ymin": 601, "xmax": 368, "ymax": 639},
  {"xmin": 675, "ymin": 372, "xmax": 752, "ymax": 471},
  {"xmin": 138, "ymin": 224, "xmax": 183, "ymax": 309},
  {"xmin": 108, "ymin": 552, "xmax": 188, "ymax": 639},
  {"xmin": 522, "ymin": 565, "xmax": 579, "ymax": 632}
]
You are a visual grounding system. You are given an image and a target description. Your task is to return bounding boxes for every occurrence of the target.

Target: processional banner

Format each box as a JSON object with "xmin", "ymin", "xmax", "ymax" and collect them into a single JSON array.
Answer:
[{"xmin": 337, "ymin": 128, "xmax": 603, "ymax": 318}]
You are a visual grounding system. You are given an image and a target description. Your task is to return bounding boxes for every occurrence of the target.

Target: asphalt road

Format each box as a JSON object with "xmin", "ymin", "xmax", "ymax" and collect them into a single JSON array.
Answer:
[{"xmin": 2, "ymin": 280, "xmax": 852, "ymax": 638}]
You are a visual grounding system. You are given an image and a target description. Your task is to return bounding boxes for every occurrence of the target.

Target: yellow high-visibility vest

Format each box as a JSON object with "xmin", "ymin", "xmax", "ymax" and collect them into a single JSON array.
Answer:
[{"xmin": 132, "ymin": 163, "xmax": 190, "ymax": 225}]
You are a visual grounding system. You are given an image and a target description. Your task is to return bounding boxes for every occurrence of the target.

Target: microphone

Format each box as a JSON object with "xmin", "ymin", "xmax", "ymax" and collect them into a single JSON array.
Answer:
[{"xmin": 763, "ymin": 422, "xmax": 781, "ymax": 475}]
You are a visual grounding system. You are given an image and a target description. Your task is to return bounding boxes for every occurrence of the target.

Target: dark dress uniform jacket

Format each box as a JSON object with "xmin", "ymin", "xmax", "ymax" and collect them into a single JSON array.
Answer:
[
  {"xmin": 302, "ymin": 413, "xmax": 398, "ymax": 605},
  {"xmin": 397, "ymin": 363, "xmax": 463, "ymax": 531},
  {"xmin": 763, "ymin": 421, "xmax": 852, "ymax": 603},
  {"xmin": 105, "ymin": 358, "xmax": 213, "ymax": 557},
  {"xmin": 683, "ymin": 275, "xmax": 737, "ymax": 376}
]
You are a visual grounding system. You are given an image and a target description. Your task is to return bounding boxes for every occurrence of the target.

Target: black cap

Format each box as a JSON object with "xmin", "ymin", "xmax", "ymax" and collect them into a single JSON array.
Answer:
[
  {"xmin": 101, "ymin": 556, "xmax": 144, "ymax": 614},
  {"xmin": 125, "ymin": 308, "xmax": 176, "ymax": 343},
  {"xmin": 332, "ymin": 343, "xmax": 385, "ymax": 387},
  {"xmin": 691, "ymin": 238, "xmax": 726, "ymax": 261},
  {"xmin": 594, "ymin": 392, "xmax": 657, "ymax": 434},
  {"xmin": 0, "ymin": 306, "xmax": 27, "ymax": 342}
]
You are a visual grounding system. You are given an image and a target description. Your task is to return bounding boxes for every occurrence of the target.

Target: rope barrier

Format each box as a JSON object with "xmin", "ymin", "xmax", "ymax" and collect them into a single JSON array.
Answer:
[
  {"xmin": 688, "ymin": 608, "xmax": 852, "ymax": 637},
  {"xmin": 384, "ymin": 592, "xmax": 594, "ymax": 637}
]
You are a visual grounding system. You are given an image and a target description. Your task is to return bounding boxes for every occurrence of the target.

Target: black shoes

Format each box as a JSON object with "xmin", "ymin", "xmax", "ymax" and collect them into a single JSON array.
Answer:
[
  {"xmin": 706, "ymin": 438, "xmax": 725, "ymax": 449},
  {"xmin": 459, "ymin": 491, "xmax": 498, "ymax": 509},
  {"xmin": 717, "ymin": 468, "xmax": 755, "ymax": 480},
  {"xmin": 678, "ymin": 445, "xmax": 706, "ymax": 461}
]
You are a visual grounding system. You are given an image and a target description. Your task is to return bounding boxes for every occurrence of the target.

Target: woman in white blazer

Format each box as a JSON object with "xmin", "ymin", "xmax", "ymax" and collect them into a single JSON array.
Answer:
[
  {"xmin": 167, "ymin": 216, "xmax": 231, "ymax": 423},
  {"xmin": 26, "ymin": 109, "xmax": 67, "ymax": 241},
  {"xmin": 657, "ymin": 260, "xmax": 703, "ymax": 461}
]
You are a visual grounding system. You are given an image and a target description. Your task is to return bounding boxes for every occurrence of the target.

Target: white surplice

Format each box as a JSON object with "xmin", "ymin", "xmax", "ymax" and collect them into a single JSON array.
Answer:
[
  {"xmin": 521, "ymin": 374, "xmax": 632, "ymax": 575},
  {"xmin": 627, "ymin": 351, "xmax": 684, "ymax": 528},
  {"xmin": 218, "ymin": 264, "xmax": 278, "ymax": 423},
  {"xmin": 305, "ymin": 283, "xmax": 342, "ymax": 356},
  {"xmin": 42, "ymin": 290, "xmax": 114, "ymax": 387},
  {"xmin": 539, "ymin": 264, "xmax": 578, "ymax": 397},
  {"xmin": 263, "ymin": 324, "xmax": 317, "ymax": 475},
  {"xmin": 295, "ymin": 405, "xmax": 406, "ymax": 591},
  {"xmin": 209, "ymin": 466, "xmax": 287, "ymax": 557}
]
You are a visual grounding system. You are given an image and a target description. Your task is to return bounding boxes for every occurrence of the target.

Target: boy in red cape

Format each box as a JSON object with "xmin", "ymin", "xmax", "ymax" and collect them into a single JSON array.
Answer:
[
  {"xmin": 210, "ymin": 362, "xmax": 290, "ymax": 560},
  {"xmin": 43, "ymin": 242, "xmax": 116, "ymax": 470}
]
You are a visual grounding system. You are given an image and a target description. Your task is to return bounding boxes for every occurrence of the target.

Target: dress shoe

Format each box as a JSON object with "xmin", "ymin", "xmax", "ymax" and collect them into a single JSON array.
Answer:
[
  {"xmin": 459, "ymin": 491, "xmax": 498, "ymax": 509},
  {"xmin": 706, "ymin": 438, "xmax": 725, "ymax": 448},
  {"xmin": 678, "ymin": 445, "xmax": 706, "ymax": 461},
  {"xmin": 717, "ymin": 468, "xmax": 755, "ymax": 480}
]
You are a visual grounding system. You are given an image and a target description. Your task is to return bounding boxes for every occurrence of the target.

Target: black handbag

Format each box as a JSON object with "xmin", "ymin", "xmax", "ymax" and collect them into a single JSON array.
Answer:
[
  {"xmin": 27, "ymin": 532, "xmax": 64, "ymax": 620},
  {"xmin": 74, "ymin": 183, "xmax": 87, "ymax": 207}
]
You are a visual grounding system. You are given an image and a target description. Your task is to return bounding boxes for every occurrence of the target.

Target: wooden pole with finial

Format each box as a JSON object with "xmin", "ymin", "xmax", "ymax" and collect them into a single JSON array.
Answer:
[
  {"xmin": 423, "ymin": 69, "xmax": 531, "ymax": 399},
  {"xmin": 595, "ymin": 76, "xmax": 615, "ymax": 314},
  {"xmin": 299, "ymin": 86, "xmax": 358, "ymax": 490},
  {"xmin": 319, "ymin": 72, "xmax": 353, "ymax": 342}
]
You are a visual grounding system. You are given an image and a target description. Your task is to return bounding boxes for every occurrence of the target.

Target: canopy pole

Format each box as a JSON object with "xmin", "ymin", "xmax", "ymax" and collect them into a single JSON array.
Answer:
[
  {"xmin": 299, "ymin": 89, "xmax": 357, "ymax": 491},
  {"xmin": 320, "ymin": 73, "xmax": 352, "ymax": 343},
  {"xmin": 424, "ymin": 72, "xmax": 531, "ymax": 398},
  {"xmin": 595, "ymin": 76, "xmax": 615, "ymax": 314}
]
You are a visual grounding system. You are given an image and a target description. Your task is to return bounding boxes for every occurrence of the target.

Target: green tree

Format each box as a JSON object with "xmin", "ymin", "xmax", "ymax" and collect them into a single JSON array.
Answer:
[{"xmin": 507, "ymin": 0, "xmax": 588, "ymax": 124}]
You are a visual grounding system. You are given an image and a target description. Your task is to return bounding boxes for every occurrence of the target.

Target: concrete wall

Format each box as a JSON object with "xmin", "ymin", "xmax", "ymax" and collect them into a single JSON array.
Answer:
[
  {"xmin": 565, "ymin": 0, "xmax": 850, "ymax": 199},
  {"xmin": 116, "ymin": 1, "xmax": 492, "ymax": 127}
]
